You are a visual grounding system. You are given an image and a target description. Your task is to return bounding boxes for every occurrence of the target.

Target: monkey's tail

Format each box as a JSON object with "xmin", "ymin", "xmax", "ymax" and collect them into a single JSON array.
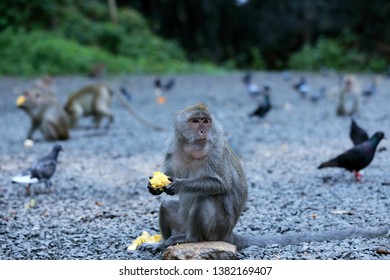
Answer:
[
  {"xmin": 233, "ymin": 227, "xmax": 389, "ymax": 250},
  {"xmin": 116, "ymin": 92, "xmax": 164, "ymax": 131}
]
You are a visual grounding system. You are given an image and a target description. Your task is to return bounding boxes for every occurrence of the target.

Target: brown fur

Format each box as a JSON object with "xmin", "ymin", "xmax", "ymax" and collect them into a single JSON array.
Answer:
[{"xmin": 64, "ymin": 84, "xmax": 114, "ymax": 129}]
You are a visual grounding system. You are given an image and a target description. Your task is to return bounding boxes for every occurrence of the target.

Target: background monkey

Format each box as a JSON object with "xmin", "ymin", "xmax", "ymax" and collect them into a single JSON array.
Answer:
[
  {"xmin": 64, "ymin": 84, "xmax": 163, "ymax": 131},
  {"xmin": 34, "ymin": 75, "xmax": 58, "ymax": 97},
  {"xmin": 336, "ymin": 75, "xmax": 360, "ymax": 116},
  {"xmin": 64, "ymin": 84, "xmax": 114, "ymax": 129},
  {"xmin": 147, "ymin": 103, "xmax": 388, "ymax": 251},
  {"xmin": 16, "ymin": 90, "xmax": 70, "ymax": 141}
]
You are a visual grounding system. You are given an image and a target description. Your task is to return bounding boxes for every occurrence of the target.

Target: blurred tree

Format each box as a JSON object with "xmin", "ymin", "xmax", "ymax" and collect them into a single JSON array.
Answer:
[
  {"xmin": 0, "ymin": 0, "xmax": 388, "ymax": 70},
  {"xmin": 118, "ymin": 0, "xmax": 389, "ymax": 69}
]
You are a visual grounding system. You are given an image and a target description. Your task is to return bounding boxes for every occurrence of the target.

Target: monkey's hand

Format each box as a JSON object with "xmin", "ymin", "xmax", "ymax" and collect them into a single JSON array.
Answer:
[
  {"xmin": 164, "ymin": 178, "xmax": 178, "ymax": 196},
  {"xmin": 147, "ymin": 181, "xmax": 164, "ymax": 195},
  {"xmin": 147, "ymin": 172, "xmax": 172, "ymax": 195}
]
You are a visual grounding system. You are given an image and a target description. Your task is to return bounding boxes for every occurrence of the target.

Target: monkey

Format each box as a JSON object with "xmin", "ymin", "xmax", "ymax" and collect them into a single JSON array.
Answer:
[
  {"xmin": 64, "ymin": 84, "xmax": 164, "ymax": 131},
  {"xmin": 88, "ymin": 63, "xmax": 106, "ymax": 79},
  {"xmin": 34, "ymin": 75, "xmax": 58, "ymax": 97},
  {"xmin": 64, "ymin": 84, "xmax": 114, "ymax": 129},
  {"xmin": 336, "ymin": 75, "xmax": 360, "ymax": 116},
  {"xmin": 16, "ymin": 89, "xmax": 70, "ymax": 141},
  {"xmin": 145, "ymin": 103, "xmax": 388, "ymax": 253}
]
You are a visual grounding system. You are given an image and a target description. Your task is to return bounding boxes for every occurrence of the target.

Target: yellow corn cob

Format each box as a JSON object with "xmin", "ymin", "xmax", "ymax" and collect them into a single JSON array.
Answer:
[
  {"xmin": 149, "ymin": 171, "xmax": 171, "ymax": 191},
  {"xmin": 16, "ymin": 95, "xmax": 26, "ymax": 106},
  {"xmin": 127, "ymin": 231, "xmax": 162, "ymax": 251}
]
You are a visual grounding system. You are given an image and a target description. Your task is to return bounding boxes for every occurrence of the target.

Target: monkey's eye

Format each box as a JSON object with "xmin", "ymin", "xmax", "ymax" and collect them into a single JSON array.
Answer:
[
  {"xmin": 202, "ymin": 119, "xmax": 210, "ymax": 124},
  {"xmin": 191, "ymin": 119, "xmax": 200, "ymax": 124}
]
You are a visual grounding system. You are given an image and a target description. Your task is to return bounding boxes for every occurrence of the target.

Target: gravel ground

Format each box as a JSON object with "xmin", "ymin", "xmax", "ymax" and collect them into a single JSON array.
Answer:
[{"xmin": 0, "ymin": 72, "xmax": 389, "ymax": 260}]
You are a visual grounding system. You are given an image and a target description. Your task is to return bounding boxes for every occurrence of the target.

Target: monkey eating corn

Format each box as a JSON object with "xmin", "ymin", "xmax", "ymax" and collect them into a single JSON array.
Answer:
[{"xmin": 149, "ymin": 171, "xmax": 171, "ymax": 192}]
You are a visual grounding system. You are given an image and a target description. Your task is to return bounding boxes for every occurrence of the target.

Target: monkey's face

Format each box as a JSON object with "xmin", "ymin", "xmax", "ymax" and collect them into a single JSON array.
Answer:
[
  {"xmin": 188, "ymin": 117, "xmax": 211, "ymax": 143},
  {"xmin": 16, "ymin": 91, "xmax": 41, "ymax": 109}
]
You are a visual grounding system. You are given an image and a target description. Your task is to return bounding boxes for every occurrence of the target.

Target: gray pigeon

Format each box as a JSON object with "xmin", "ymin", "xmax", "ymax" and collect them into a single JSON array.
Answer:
[{"xmin": 12, "ymin": 144, "xmax": 63, "ymax": 194}]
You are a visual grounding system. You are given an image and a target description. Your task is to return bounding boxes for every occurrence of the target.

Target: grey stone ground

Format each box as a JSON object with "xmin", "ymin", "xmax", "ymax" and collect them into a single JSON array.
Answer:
[{"xmin": 0, "ymin": 72, "xmax": 389, "ymax": 260}]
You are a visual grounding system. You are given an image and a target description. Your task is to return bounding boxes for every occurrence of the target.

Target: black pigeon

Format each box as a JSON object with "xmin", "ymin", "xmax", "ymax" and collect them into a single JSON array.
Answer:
[
  {"xmin": 318, "ymin": 132, "xmax": 385, "ymax": 181},
  {"xmin": 12, "ymin": 144, "xmax": 63, "ymax": 194},
  {"xmin": 362, "ymin": 80, "xmax": 377, "ymax": 97},
  {"xmin": 154, "ymin": 78, "xmax": 175, "ymax": 92},
  {"xmin": 163, "ymin": 78, "xmax": 175, "ymax": 91},
  {"xmin": 249, "ymin": 90, "xmax": 272, "ymax": 118},
  {"xmin": 120, "ymin": 86, "xmax": 132, "ymax": 102},
  {"xmin": 350, "ymin": 118, "xmax": 369, "ymax": 146}
]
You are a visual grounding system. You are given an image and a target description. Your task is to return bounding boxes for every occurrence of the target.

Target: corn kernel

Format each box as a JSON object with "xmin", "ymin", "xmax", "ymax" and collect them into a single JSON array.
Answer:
[
  {"xmin": 149, "ymin": 171, "xmax": 171, "ymax": 191},
  {"xmin": 16, "ymin": 95, "xmax": 26, "ymax": 106}
]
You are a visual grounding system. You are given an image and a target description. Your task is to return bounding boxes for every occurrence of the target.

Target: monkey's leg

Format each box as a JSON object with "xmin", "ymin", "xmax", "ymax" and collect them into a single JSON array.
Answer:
[
  {"xmin": 159, "ymin": 200, "xmax": 184, "ymax": 240},
  {"xmin": 163, "ymin": 198, "xmax": 233, "ymax": 249},
  {"xmin": 162, "ymin": 233, "xmax": 189, "ymax": 249},
  {"xmin": 188, "ymin": 197, "xmax": 233, "ymax": 242},
  {"xmin": 93, "ymin": 114, "xmax": 103, "ymax": 129},
  {"xmin": 57, "ymin": 117, "xmax": 70, "ymax": 140},
  {"xmin": 138, "ymin": 200, "xmax": 183, "ymax": 254},
  {"xmin": 27, "ymin": 121, "xmax": 39, "ymax": 140},
  {"xmin": 95, "ymin": 105, "xmax": 114, "ymax": 129},
  {"xmin": 41, "ymin": 121, "xmax": 59, "ymax": 141}
]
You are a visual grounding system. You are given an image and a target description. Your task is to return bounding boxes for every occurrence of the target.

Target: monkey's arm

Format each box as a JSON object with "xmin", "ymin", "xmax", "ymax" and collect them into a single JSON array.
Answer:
[
  {"xmin": 165, "ymin": 176, "xmax": 227, "ymax": 196},
  {"xmin": 27, "ymin": 120, "xmax": 40, "ymax": 140}
]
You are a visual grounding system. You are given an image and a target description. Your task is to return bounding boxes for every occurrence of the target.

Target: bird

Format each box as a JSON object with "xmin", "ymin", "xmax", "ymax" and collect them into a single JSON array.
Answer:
[
  {"xmin": 242, "ymin": 72, "xmax": 261, "ymax": 97},
  {"xmin": 318, "ymin": 132, "xmax": 385, "ymax": 182},
  {"xmin": 350, "ymin": 118, "xmax": 369, "ymax": 146},
  {"xmin": 120, "ymin": 86, "xmax": 132, "ymax": 102},
  {"xmin": 162, "ymin": 78, "xmax": 175, "ymax": 91},
  {"xmin": 362, "ymin": 78, "xmax": 377, "ymax": 97},
  {"xmin": 249, "ymin": 89, "xmax": 272, "ymax": 118},
  {"xmin": 12, "ymin": 144, "xmax": 63, "ymax": 194},
  {"xmin": 154, "ymin": 78, "xmax": 175, "ymax": 95},
  {"xmin": 293, "ymin": 76, "xmax": 310, "ymax": 98},
  {"xmin": 88, "ymin": 63, "xmax": 106, "ymax": 79},
  {"xmin": 309, "ymin": 86, "xmax": 327, "ymax": 103}
]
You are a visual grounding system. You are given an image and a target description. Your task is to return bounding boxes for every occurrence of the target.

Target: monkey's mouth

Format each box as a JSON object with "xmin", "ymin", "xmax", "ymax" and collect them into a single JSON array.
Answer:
[{"xmin": 195, "ymin": 139, "xmax": 207, "ymax": 144}]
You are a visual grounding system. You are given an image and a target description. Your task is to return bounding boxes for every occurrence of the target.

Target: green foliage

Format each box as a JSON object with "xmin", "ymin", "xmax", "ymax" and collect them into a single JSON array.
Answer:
[
  {"xmin": 0, "ymin": 29, "xmax": 130, "ymax": 75},
  {"xmin": 1, "ymin": 0, "xmax": 389, "ymax": 72},
  {"xmin": 0, "ymin": 0, "xmax": 224, "ymax": 76},
  {"xmin": 288, "ymin": 38, "xmax": 387, "ymax": 73},
  {"xmin": 0, "ymin": 0, "xmax": 66, "ymax": 31},
  {"xmin": 0, "ymin": 1, "xmax": 220, "ymax": 76},
  {"xmin": 58, "ymin": 4, "xmax": 186, "ymax": 61},
  {"xmin": 0, "ymin": 29, "xmax": 220, "ymax": 76}
]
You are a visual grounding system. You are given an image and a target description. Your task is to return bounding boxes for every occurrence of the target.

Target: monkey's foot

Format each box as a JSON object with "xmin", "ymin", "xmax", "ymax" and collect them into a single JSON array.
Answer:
[
  {"xmin": 353, "ymin": 171, "xmax": 362, "ymax": 182},
  {"xmin": 162, "ymin": 233, "xmax": 190, "ymax": 250},
  {"xmin": 137, "ymin": 242, "xmax": 162, "ymax": 254}
]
